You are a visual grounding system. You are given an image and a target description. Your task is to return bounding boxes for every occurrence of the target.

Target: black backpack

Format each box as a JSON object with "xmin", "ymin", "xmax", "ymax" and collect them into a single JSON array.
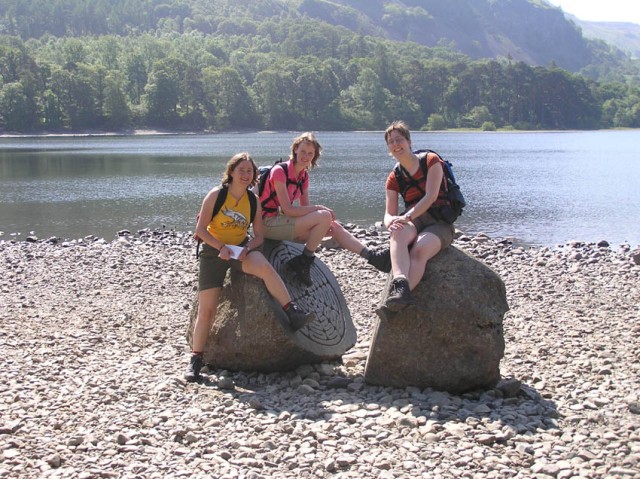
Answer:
[
  {"xmin": 256, "ymin": 159, "xmax": 307, "ymax": 214},
  {"xmin": 194, "ymin": 185, "xmax": 257, "ymax": 258},
  {"xmin": 393, "ymin": 149, "xmax": 466, "ymax": 223}
]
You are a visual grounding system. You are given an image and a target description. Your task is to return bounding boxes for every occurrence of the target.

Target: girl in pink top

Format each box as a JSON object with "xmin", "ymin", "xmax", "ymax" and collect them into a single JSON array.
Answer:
[{"xmin": 260, "ymin": 132, "xmax": 390, "ymax": 287}]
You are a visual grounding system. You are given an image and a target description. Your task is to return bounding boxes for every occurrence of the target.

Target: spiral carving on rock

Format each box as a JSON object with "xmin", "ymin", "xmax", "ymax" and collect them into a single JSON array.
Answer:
[{"xmin": 264, "ymin": 240, "xmax": 356, "ymax": 354}]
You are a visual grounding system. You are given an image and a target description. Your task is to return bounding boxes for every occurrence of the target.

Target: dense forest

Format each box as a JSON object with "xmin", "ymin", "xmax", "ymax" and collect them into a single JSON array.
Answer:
[{"xmin": 0, "ymin": 0, "xmax": 639, "ymax": 133}]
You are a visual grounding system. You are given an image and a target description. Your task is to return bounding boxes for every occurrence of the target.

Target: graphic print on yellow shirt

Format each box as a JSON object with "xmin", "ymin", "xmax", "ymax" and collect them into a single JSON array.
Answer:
[{"xmin": 207, "ymin": 190, "xmax": 251, "ymax": 246}]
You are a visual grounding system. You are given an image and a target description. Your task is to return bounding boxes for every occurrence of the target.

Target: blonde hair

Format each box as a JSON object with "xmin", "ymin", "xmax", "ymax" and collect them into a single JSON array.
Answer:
[
  {"xmin": 290, "ymin": 132, "xmax": 322, "ymax": 169},
  {"xmin": 384, "ymin": 121, "xmax": 412, "ymax": 144},
  {"xmin": 221, "ymin": 152, "xmax": 258, "ymax": 187}
]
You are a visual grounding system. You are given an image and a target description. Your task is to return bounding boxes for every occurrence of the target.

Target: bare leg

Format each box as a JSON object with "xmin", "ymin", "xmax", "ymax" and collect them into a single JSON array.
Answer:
[
  {"xmin": 191, "ymin": 287, "xmax": 221, "ymax": 352},
  {"xmin": 407, "ymin": 232, "xmax": 442, "ymax": 290},
  {"xmin": 390, "ymin": 223, "xmax": 418, "ymax": 279},
  {"xmin": 241, "ymin": 251, "xmax": 291, "ymax": 306},
  {"xmin": 328, "ymin": 221, "xmax": 367, "ymax": 255},
  {"xmin": 242, "ymin": 251, "xmax": 315, "ymax": 331},
  {"xmin": 293, "ymin": 210, "xmax": 332, "ymax": 251}
]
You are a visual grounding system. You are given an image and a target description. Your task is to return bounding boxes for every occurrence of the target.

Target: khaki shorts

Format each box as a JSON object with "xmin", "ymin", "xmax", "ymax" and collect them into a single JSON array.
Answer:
[
  {"xmin": 198, "ymin": 240, "xmax": 250, "ymax": 291},
  {"xmin": 412, "ymin": 210, "xmax": 455, "ymax": 251},
  {"xmin": 263, "ymin": 214, "xmax": 297, "ymax": 241}
]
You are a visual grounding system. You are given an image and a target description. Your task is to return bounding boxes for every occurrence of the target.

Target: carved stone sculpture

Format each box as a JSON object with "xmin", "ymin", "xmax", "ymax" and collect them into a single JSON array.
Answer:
[{"xmin": 186, "ymin": 240, "xmax": 356, "ymax": 372}]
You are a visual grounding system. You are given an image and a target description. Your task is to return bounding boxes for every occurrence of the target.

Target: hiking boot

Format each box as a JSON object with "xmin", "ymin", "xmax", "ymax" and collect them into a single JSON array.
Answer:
[
  {"xmin": 184, "ymin": 354, "xmax": 204, "ymax": 382},
  {"xmin": 286, "ymin": 302, "xmax": 316, "ymax": 332},
  {"xmin": 367, "ymin": 248, "xmax": 392, "ymax": 273},
  {"xmin": 285, "ymin": 254, "xmax": 314, "ymax": 287},
  {"xmin": 384, "ymin": 277, "xmax": 416, "ymax": 312}
]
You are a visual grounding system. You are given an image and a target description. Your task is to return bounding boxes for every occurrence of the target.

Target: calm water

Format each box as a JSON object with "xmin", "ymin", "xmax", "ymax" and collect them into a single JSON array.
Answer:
[{"xmin": 0, "ymin": 130, "xmax": 638, "ymax": 247}]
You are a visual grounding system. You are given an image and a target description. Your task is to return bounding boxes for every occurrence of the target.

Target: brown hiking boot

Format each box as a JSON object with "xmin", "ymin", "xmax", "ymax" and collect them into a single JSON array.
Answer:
[
  {"xmin": 184, "ymin": 353, "xmax": 204, "ymax": 382},
  {"xmin": 285, "ymin": 254, "xmax": 314, "ymax": 287},
  {"xmin": 367, "ymin": 248, "xmax": 392, "ymax": 273},
  {"xmin": 285, "ymin": 302, "xmax": 316, "ymax": 331},
  {"xmin": 384, "ymin": 277, "xmax": 416, "ymax": 311}
]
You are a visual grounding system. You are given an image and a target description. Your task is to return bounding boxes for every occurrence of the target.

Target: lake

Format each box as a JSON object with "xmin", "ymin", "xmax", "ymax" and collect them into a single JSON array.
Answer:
[{"xmin": 0, "ymin": 130, "xmax": 638, "ymax": 248}]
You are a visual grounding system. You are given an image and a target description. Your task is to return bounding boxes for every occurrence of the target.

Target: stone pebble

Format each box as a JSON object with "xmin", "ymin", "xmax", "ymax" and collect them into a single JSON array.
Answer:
[{"xmin": 0, "ymin": 228, "xmax": 638, "ymax": 478}]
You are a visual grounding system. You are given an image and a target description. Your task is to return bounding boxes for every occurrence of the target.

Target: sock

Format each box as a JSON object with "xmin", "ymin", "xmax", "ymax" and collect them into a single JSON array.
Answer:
[
  {"xmin": 302, "ymin": 247, "xmax": 315, "ymax": 257},
  {"xmin": 393, "ymin": 275, "xmax": 407, "ymax": 282},
  {"xmin": 283, "ymin": 301, "xmax": 292, "ymax": 311},
  {"xmin": 191, "ymin": 351, "xmax": 203, "ymax": 356},
  {"xmin": 359, "ymin": 247, "xmax": 370, "ymax": 259}
]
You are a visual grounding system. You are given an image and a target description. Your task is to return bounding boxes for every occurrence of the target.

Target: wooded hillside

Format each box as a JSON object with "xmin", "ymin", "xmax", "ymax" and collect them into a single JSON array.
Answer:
[{"xmin": 1, "ymin": 0, "xmax": 639, "ymax": 133}]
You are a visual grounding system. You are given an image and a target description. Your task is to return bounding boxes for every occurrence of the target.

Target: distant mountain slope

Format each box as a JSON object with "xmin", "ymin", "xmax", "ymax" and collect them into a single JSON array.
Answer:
[
  {"xmin": 298, "ymin": 0, "xmax": 594, "ymax": 71},
  {"xmin": 0, "ymin": 0, "xmax": 636, "ymax": 77},
  {"xmin": 572, "ymin": 18, "xmax": 640, "ymax": 58}
]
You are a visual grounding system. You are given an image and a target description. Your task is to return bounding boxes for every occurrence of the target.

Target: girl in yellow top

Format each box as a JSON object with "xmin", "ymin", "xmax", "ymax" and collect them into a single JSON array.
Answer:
[{"xmin": 186, "ymin": 152, "xmax": 315, "ymax": 382}]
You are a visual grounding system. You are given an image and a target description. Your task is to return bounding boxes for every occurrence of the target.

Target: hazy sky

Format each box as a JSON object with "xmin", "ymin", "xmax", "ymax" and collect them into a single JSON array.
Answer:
[{"xmin": 546, "ymin": 0, "xmax": 640, "ymax": 25}]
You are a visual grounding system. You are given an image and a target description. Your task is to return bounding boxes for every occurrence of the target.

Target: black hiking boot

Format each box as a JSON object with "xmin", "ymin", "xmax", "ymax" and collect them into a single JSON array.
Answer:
[
  {"xmin": 285, "ymin": 302, "xmax": 316, "ymax": 332},
  {"xmin": 285, "ymin": 254, "xmax": 314, "ymax": 287},
  {"xmin": 184, "ymin": 353, "xmax": 204, "ymax": 382},
  {"xmin": 367, "ymin": 248, "xmax": 392, "ymax": 273},
  {"xmin": 384, "ymin": 277, "xmax": 416, "ymax": 312}
]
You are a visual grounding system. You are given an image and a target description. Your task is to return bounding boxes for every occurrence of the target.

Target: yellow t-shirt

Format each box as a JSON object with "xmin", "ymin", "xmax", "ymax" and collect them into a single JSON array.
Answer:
[{"xmin": 207, "ymin": 190, "xmax": 251, "ymax": 246}]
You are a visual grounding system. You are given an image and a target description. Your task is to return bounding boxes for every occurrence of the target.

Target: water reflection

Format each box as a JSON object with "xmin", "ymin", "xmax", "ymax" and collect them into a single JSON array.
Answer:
[{"xmin": 0, "ymin": 131, "xmax": 639, "ymax": 247}]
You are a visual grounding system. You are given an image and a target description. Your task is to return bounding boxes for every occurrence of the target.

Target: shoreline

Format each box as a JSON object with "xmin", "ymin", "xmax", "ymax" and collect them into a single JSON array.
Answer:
[
  {"xmin": 1, "ymin": 228, "xmax": 639, "ymax": 477},
  {"xmin": 2, "ymin": 225, "xmax": 639, "ymax": 253},
  {"xmin": 2, "ymin": 127, "xmax": 639, "ymax": 139}
]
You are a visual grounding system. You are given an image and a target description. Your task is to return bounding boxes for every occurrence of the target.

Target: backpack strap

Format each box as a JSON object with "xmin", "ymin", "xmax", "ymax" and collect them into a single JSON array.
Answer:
[
  {"xmin": 247, "ymin": 189, "xmax": 257, "ymax": 223},
  {"xmin": 284, "ymin": 162, "xmax": 307, "ymax": 198},
  {"xmin": 211, "ymin": 185, "xmax": 229, "ymax": 219},
  {"xmin": 214, "ymin": 185, "xmax": 256, "ymax": 222},
  {"xmin": 261, "ymin": 162, "xmax": 306, "ymax": 214},
  {"xmin": 394, "ymin": 153, "xmax": 429, "ymax": 209},
  {"xmin": 196, "ymin": 185, "xmax": 228, "ymax": 259}
]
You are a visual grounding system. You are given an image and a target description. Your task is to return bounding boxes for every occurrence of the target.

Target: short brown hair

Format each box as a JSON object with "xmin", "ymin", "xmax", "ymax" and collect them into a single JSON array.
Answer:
[
  {"xmin": 221, "ymin": 152, "xmax": 258, "ymax": 187},
  {"xmin": 290, "ymin": 132, "xmax": 322, "ymax": 169},
  {"xmin": 384, "ymin": 121, "xmax": 411, "ymax": 144}
]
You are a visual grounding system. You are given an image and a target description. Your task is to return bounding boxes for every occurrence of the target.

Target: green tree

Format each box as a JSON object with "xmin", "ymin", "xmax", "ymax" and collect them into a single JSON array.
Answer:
[
  {"xmin": 49, "ymin": 64, "xmax": 101, "ymax": 129},
  {"xmin": 41, "ymin": 88, "xmax": 64, "ymax": 130},
  {"xmin": 124, "ymin": 53, "xmax": 148, "ymax": 105},
  {"xmin": 338, "ymin": 68, "xmax": 391, "ymax": 130},
  {"xmin": 252, "ymin": 66, "xmax": 297, "ymax": 129},
  {"xmin": 426, "ymin": 113, "xmax": 447, "ymax": 131},
  {"xmin": 203, "ymin": 66, "xmax": 257, "ymax": 129},
  {"xmin": 103, "ymin": 73, "xmax": 130, "ymax": 129},
  {"xmin": 143, "ymin": 59, "xmax": 181, "ymax": 127},
  {"xmin": 0, "ymin": 82, "xmax": 30, "ymax": 131}
]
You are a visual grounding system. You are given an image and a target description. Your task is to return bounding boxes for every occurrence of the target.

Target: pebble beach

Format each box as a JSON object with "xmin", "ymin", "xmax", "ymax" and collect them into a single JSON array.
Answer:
[{"xmin": 1, "ymin": 227, "xmax": 639, "ymax": 479}]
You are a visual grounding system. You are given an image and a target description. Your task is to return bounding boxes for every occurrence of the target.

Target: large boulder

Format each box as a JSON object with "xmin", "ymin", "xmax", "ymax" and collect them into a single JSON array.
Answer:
[
  {"xmin": 364, "ymin": 246, "xmax": 508, "ymax": 393},
  {"xmin": 186, "ymin": 241, "xmax": 357, "ymax": 372}
]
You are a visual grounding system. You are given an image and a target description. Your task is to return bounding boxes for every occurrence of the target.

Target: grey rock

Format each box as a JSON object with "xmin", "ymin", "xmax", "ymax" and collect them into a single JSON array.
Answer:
[
  {"xmin": 365, "ymin": 246, "xmax": 508, "ymax": 393},
  {"xmin": 217, "ymin": 376, "xmax": 235, "ymax": 390},
  {"xmin": 497, "ymin": 377, "xmax": 522, "ymax": 398},
  {"xmin": 45, "ymin": 453, "xmax": 62, "ymax": 468},
  {"xmin": 186, "ymin": 241, "xmax": 356, "ymax": 372},
  {"xmin": 326, "ymin": 377, "xmax": 352, "ymax": 389}
]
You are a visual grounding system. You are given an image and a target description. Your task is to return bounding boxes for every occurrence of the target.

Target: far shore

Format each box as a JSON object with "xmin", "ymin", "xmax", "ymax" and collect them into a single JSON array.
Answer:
[{"xmin": 1, "ymin": 127, "xmax": 638, "ymax": 139}]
